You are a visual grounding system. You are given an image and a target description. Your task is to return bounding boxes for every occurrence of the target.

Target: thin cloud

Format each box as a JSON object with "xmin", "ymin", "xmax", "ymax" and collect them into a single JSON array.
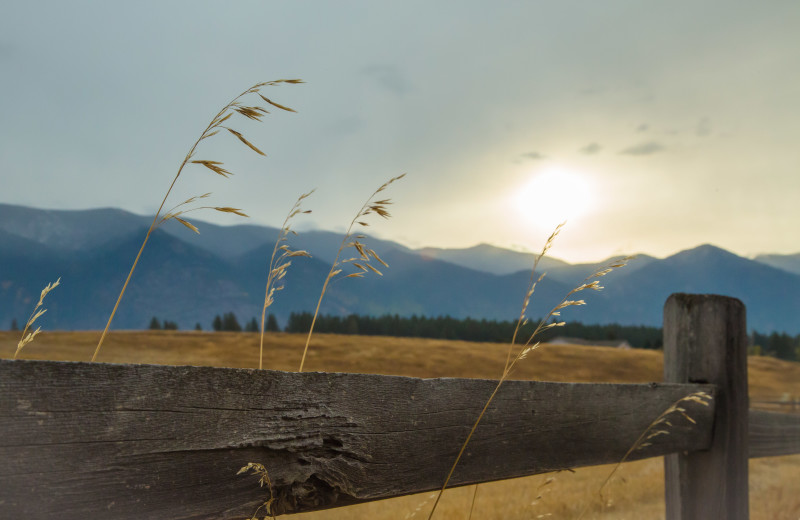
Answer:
[
  {"xmin": 696, "ymin": 117, "xmax": 712, "ymax": 137},
  {"xmin": 518, "ymin": 151, "xmax": 546, "ymax": 161},
  {"xmin": 362, "ymin": 64, "xmax": 410, "ymax": 96},
  {"xmin": 636, "ymin": 123, "xmax": 649, "ymax": 133},
  {"xmin": 580, "ymin": 142, "xmax": 602, "ymax": 155},
  {"xmin": 620, "ymin": 141, "xmax": 665, "ymax": 156}
]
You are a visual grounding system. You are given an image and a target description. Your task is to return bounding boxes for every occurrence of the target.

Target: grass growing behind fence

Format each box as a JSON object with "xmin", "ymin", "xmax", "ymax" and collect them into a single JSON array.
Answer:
[
  {"xmin": 13, "ymin": 277, "xmax": 60, "ymax": 359},
  {"xmin": 258, "ymin": 192, "xmax": 313, "ymax": 370},
  {"xmin": 93, "ymin": 80, "xmax": 303, "ymax": 363},
  {"xmin": 425, "ymin": 222, "xmax": 633, "ymax": 519},
  {"xmin": 298, "ymin": 173, "xmax": 405, "ymax": 372},
  {"xmin": 240, "ymin": 172, "xmax": 404, "ymax": 518}
]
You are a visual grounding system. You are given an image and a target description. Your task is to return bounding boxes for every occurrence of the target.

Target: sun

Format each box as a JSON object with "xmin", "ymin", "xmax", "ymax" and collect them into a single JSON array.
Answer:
[{"xmin": 513, "ymin": 166, "xmax": 595, "ymax": 231}]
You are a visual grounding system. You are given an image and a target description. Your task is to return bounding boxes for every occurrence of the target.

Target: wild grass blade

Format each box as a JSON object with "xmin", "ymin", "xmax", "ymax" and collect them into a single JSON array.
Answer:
[
  {"xmin": 259, "ymin": 191, "xmax": 313, "ymax": 369},
  {"xmin": 13, "ymin": 277, "xmax": 60, "ymax": 359},
  {"xmin": 575, "ymin": 391, "xmax": 712, "ymax": 519},
  {"xmin": 237, "ymin": 462, "xmax": 278, "ymax": 520},
  {"xmin": 298, "ymin": 173, "xmax": 405, "ymax": 372},
  {"xmin": 426, "ymin": 228, "xmax": 633, "ymax": 519},
  {"xmin": 505, "ymin": 222, "xmax": 564, "ymax": 372},
  {"xmin": 92, "ymin": 80, "xmax": 301, "ymax": 362},
  {"xmin": 467, "ymin": 484, "xmax": 479, "ymax": 520}
]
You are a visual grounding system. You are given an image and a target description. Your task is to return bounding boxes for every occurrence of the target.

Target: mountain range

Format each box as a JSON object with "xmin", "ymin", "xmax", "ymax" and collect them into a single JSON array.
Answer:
[{"xmin": 1, "ymin": 202, "xmax": 799, "ymax": 334}]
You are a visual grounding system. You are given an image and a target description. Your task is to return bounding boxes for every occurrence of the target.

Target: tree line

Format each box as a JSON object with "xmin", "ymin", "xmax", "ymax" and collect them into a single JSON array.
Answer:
[
  {"xmin": 147, "ymin": 313, "xmax": 280, "ymax": 333},
  {"xmin": 284, "ymin": 312, "xmax": 665, "ymax": 349},
  {"xmin": 140, "ymin": 312, "xmax": 664, "ymax": 348},
  {"xmin": 281, "ymin": 313, "xmax": 798, "ymax": 359},
  {"xmin": 750, "ymin": 330, "xmax": 800, "ymax": 361},
  {"xmin": 9, "ymin": 312, "xmax": 798, "ymax": 360}
]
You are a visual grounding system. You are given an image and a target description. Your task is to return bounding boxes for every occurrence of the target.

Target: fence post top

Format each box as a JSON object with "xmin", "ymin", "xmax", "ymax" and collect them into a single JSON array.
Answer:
[{"xmin": 665, "ymin": 293, "xmax": 745, "ymax": 310}]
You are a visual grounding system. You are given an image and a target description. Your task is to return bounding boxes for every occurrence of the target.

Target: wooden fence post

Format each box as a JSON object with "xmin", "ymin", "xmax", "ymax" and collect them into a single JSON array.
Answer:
[{"xmin": 663, "ymin": 293, "xmax": 749, "ymax": 520}]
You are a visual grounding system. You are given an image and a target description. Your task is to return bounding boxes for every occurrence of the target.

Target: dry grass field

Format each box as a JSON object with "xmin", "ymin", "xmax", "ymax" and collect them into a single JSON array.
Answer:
[{"xmin": 3, "ymin": 330, "xmax": 799, "ymax": 519}]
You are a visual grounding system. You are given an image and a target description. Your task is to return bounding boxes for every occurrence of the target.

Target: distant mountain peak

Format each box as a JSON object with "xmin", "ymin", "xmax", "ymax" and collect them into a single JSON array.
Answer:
[
  {"xmin": 670, "ymin": 243, "xmax": 739, "ymax": 260},
  {"xmin": 467, "ymin": 243, "xmax": 515, "ymax": 252},
  {"xmin": 692, "ymin": 243, "xmax": 730, "ymax": 253}
]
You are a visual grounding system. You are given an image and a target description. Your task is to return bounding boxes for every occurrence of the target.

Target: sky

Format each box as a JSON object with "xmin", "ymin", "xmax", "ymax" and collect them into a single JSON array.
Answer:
[{"xmin": 1, "ymin": 1, "xmax": 798, "ymax": 263}]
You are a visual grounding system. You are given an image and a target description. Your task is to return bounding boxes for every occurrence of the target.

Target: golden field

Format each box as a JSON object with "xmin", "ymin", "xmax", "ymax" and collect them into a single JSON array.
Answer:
[{"xmin": 3, "ymin": 330, "xmax": 799, "ymax": 519}]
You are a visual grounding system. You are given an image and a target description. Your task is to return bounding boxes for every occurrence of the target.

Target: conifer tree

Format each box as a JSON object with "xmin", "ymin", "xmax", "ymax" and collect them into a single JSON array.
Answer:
[
  {"xmin": 222, "ymin": 312, "xmax": 242, "ymax": 332},
  {"xmin": 245, "ymin": 317, "xmax": 259, "ymax": 333},
  {"xmin": 266, "ymin": 313, "xmax": 279, "ymax": 332}
]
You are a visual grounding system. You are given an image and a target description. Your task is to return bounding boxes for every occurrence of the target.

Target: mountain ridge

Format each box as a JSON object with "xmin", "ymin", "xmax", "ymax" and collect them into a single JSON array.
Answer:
[{"xmin": 1, "ymin": 203, "xmax": 799, "ymax": 334}]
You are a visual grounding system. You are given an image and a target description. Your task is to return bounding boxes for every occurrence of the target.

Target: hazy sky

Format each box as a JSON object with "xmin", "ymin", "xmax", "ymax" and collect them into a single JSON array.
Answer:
[{"xmin": 2, "ymin": 1, "xmax": 798, "ymax": 262}]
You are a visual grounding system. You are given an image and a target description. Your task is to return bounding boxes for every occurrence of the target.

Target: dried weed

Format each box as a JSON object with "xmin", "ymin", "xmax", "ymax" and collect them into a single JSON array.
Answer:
[
  {"xmin": 426, "ymin": 224, "xmax": 633, "ymax": 519},
  {"xmin": 259, "ymin": 191, "xmax": 314, "ymax": 369},
  {"xmin": 576, "ymin": 391, "xmax": 712, "ymax": 519},
  {"xmin": 238, "ymin": 462, "xmax": 278, "ymax": 520},
  {"xmin": 297, "ymin": 173, "xmax": 406, "ymax": 372},
  {"xmin": 92, "ymin": 80, "xmax": 302, "ymax": 362},
  {"xmin": 13, "ymin": 277, "xmax": 60, "ymax": 359}
]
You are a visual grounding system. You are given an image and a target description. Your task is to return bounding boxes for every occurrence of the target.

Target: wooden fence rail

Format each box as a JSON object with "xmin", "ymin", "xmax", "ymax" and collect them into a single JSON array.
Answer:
[{"xmin": 0, "ymin": 293, "xmax": 798, "ymax": 519}]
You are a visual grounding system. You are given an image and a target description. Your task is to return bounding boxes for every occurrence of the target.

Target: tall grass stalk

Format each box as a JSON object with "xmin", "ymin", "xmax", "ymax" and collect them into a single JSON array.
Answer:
[
  {"xmin": 259, "ymin": 192, "xmax": 313, "ymax": 369},
  {"xmin": 297, "ymin": 173, "xmax": 405, "ymax": 372},
  {"xmin": 575, "ymin": 391, "xmax": 711, "ymax": 520},
  {"xmin": 237, "ymin": 462, "xmax": 278, "ymax": 520},
  {"xmin": 92, "ymin": 80, "xmax": 302, "ymax": 362},
  {"xmin": 426, "ymin": 225, "xmax": 632, "ymax": 519},
  {"xmin": 13, "ymin": 277, "xmax": 60, "ymax": 359},
  {"xmin": 467, "ymin": 484, "xmax": 479, "ymax": 520}
]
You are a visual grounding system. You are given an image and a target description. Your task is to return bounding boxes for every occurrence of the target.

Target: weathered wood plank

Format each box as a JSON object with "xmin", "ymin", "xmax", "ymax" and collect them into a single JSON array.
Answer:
[
  {"xmin": 663, "ymin": 293, "xmax": 749, "ymax": 520},
  {"xmin": 0, "ymin": 359, "xmax": 715, "ymax": 519},
  {"xmin": 748, "ymin": 409, "xmax": 800, "ymax": 458}
]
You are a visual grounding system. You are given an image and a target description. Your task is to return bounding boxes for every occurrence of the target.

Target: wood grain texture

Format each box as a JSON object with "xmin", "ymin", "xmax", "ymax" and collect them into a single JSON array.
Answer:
[
  {"xmin": 663, "ymin": 293, "xmax": 749, "ymax": 520},
  {"xmin": 748, "ymin": 409, "xmax": 800, "ymax": 458},
  {"xmin": 1, "ymin": 359, "xmax": 714, "ymax": 519}
]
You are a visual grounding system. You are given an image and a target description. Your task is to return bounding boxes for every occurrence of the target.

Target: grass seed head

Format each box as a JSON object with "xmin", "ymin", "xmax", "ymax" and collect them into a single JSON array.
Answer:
[
  {"xmin": 14, "ymin": 277, "xmax": 60, "ymax": 359},
  {"xmin": 259, "ymin": 191, "xmax": 315, "ymax": 369},
  {"xmin": 298, "ymin": 174, "xmax": 406, "ymax": 372},
  {"xmin": 93, "ymin": 80, "xmax": 302, "ymax": 361},
  {"xmin": 238, "ymin": 462, "xmax": 277, "ymax": 520}
]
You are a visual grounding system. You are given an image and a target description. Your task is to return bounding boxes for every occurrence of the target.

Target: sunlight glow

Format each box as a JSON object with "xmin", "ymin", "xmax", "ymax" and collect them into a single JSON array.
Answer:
[{"xmin": 513, "ymin": 166, "xmax": 596, "ymax": 231}]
